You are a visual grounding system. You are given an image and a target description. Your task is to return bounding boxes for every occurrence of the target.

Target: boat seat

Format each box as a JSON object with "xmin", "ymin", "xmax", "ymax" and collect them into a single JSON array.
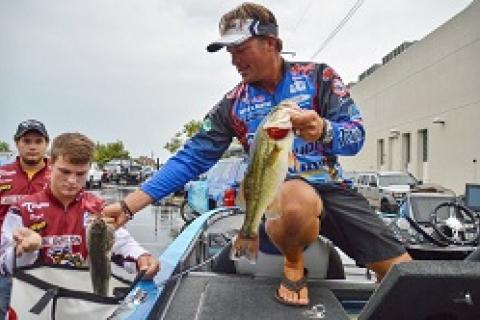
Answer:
[{"xmin": 234, "ymin": 236, "xmax": 345, "ymax": 279}]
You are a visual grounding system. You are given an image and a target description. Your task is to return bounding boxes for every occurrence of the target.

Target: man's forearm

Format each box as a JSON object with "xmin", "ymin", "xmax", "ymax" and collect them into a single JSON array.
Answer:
[{"xmin": 124, "ymin": 189, "xmax": 154, "ymax": 215}]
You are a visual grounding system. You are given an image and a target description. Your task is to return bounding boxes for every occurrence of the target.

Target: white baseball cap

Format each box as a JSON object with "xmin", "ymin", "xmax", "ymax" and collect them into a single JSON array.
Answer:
[{"xmin": 207, "ymin": 18, "xmax": 278, "ymax": 53}]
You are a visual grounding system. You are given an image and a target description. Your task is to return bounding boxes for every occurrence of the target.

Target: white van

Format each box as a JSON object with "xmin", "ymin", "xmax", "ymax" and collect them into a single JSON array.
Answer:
[{"xmin": 86, "ymin": 162, "xmax": 103, "ymax": 189}]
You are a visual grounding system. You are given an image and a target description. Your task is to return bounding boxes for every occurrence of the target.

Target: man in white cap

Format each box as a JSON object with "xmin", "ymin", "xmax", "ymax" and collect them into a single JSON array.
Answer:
[{"xmin": 103, "ymin": 2, "xmax": 411, "ymax": 306}]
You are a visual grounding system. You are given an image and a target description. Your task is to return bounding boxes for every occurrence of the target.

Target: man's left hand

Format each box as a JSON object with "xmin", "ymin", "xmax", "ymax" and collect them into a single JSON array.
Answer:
[
  {"xmin": 286, "ymin": 104, "xmax": 325, "ymax": 142},
  {"xmin": 137, "ymin": 253, "xmax": 160, "ymax": 279}
]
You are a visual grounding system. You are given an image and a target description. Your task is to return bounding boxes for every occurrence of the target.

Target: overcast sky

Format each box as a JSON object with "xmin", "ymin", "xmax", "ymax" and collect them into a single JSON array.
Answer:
[{"xmin": 0, "ymin": 0, "xmax": 472, "ymax": 162}]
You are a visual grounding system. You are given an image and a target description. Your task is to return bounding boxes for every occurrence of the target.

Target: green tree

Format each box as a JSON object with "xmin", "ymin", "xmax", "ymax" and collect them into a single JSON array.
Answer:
[
  {"xmin": 184, "ymin": 120, "xmax": 202, "ymax": 138},
  {"xmin": 0, "ymin": 141, "xmax": 10, "ymax": 152},
  {"xmin": 94, "ymin": 141, "xmax": 130, "ymax": 166},
  {"xmin": 163, "ymin": 132, "xmax": 183, "ymax": 154},
  {"xmin": 164, "ymin": 120, "xmax": 202, "ymax": 154}
]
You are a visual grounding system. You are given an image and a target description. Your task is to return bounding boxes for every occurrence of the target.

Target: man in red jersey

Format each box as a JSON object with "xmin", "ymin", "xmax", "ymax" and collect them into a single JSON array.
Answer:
[
  {"xmin": 0, "ymin": 119, "xmax": 50, "ymax": 319},
  {"xmin": 0, "ymin": 120, "xmax": 50, "ymax": 225},
  {"xmin": 0, "ymin": 133, "xmax": 159, "ymax": 297}
]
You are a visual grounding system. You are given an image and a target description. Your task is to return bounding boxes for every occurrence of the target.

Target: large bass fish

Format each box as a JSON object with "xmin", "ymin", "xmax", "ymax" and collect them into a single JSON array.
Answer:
[
  {"xmin": 231, "ymin": 103, "xmax": 295, "ymax": 262},
  {"xmin": 87, "ymin": 216, "xmax": 115, "ymax": 296}
]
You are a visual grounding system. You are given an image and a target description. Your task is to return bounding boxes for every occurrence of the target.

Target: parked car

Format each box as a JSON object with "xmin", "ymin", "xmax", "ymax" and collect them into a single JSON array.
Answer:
[
  {"xmin": 356, "ymin": 171, "xmax": 419, "ymax": 213},
  {"xmin": 141, "ymin": 166, "xmax": 155, "ymax": 181},
  {"xmin": 121, "ymin": 164, "xmax": 143, "ymax": 185},
  {"xmin": 102, "ymin": 162, "xmax": 122, "ymax": 183},
  {"xmin": 180, "ymin": 157, "xmax": 247, "ymax": 222},
  {"xmin": 103, "ymin": 159, "xmax": 133, "ymax": 184},
  {"xmin": 342, "ymin": 171, "xmax": 360, "ymax": 191},
  {"xmin": 86, "ymin": 163, "xmax": 103, "ymax": 189}
]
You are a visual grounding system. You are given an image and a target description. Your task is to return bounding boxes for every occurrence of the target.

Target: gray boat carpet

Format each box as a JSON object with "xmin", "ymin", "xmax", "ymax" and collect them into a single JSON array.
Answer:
[
  {"xmin": 197, "ymin": 281, "xmax": 348, "ymax": 320},
  {"xmin": 164, "ymin": 275, "xmax": 349, "ymax": 320}
]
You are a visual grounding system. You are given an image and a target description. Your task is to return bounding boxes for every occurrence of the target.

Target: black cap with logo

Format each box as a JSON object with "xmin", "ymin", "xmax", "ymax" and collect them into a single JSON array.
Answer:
[{"xmin": 14, "ymin": 119, "xmax": 49, "ymax": 140}]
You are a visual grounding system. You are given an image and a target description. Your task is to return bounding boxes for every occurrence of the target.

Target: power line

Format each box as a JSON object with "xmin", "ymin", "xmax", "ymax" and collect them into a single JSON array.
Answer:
[
  {"xmin": 283, "ymin": 0, "xmax": 314, "ymax": 55},
  {"xmin": 310, "ymin": 0, "xmax": 366, "ymax": 60},
  {"xmin": 289, "ymin": 0, "xmax": 314, "ymax": 38}
]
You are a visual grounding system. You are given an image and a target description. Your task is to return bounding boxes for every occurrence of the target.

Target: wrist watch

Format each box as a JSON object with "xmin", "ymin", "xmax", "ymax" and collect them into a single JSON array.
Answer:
[{"xmin": 320, "ymin": 119, "xmax": 333, "ymax": 144}]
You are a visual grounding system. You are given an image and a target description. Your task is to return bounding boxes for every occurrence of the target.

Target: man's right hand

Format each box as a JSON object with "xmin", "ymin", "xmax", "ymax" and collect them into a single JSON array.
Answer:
[
  {"xmin": 101, "ymin": 202, "xmax": 129, "ymax": 229},
  {"xmin": 13, "ymin": 227, "xmax": 42, "ymax": 257},
  {"xmin": 101, "ymin": 190, "xmax": 154, "ymax": 229}
]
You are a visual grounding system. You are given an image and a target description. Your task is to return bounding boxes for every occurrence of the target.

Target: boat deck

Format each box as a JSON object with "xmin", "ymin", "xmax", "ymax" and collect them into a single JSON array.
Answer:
[
  {"xmin": 163, "ymin": 273, "xmax": 375, "ymax": 320},
  {"xmin": 119, "ymin": 208, "xmax": 480, "ymax": 320}
]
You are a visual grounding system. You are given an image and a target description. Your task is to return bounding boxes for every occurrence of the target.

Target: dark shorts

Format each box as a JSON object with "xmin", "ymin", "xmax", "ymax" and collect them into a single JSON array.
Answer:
[{"xmin": 261, "ymin": 179, "xmax": 407, "ymax": 265}]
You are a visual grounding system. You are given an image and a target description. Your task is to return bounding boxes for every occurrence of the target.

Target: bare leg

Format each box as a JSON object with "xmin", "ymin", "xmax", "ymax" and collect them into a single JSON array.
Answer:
[
  {"xmin": 266, "ymin": 179, "xmax": 322, "ymax": 305},
  {"xmin": 366, "ymin": 252, "xmax": 412, "ymax": 281}
]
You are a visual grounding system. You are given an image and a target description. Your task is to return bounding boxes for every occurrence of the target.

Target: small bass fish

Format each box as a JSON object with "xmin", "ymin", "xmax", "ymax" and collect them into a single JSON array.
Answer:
[
  {"xmin": 231, "ymin": 103, "xmax": 294, "ymax": 262},
  {"xmin": 87, "ymin": 217, "xmax": 115, "ymax": 296}
]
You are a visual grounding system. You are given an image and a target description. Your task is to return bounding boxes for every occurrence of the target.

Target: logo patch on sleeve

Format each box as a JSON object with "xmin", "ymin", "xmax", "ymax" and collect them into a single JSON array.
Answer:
[{"xmin": 202, "ymin": 118, "xmax": 213, "ymax": 132}]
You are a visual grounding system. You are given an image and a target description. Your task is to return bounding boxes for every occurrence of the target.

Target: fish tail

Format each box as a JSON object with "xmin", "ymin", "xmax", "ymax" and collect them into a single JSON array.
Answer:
[{"xmin": 230, "ymin": 234, "xmax": 259, "ymax": 264}]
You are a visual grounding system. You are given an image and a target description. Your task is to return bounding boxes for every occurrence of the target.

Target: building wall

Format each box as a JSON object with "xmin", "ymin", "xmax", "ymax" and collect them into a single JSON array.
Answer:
[{"xmin": 341, "ymin": 1, "xmax": 480, "ymax": 194}]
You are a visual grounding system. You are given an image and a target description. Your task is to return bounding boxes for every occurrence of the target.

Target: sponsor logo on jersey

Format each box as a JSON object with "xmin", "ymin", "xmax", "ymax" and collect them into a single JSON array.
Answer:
[
  {"xmin": 0, "ymin": 184, "xmax": 11, "ymax": 191},
  {"xmin": 237, "ymin": 101, "xmax": 272, "ymax": 115},
  {"xmin": 0, "ymin": 195, "xmax": 21, "ymax": 205},
  {"xmin": 21, "ymin": 201, "xmax": 50, "ymax": 212},
  {"xmin": 249, "ymin": 95, "xmax": 266, "ymax": 103},
  {"xmin": 47, "ymin": 246, "xmax": 84, "ymax": 267},
  {"xmin": 289, "ymin": 80, "xmax": 307, "ymax": 94},
  {"xmin": 289, "ymin": 94, "xmax": 311, "ymax": 105},
  {"xmin": 30, "ymin": 220, "xmax": 47, "ymax": 232},
  {"xmin": 42, "ymin": 235, "xmax": 82, "ymax": 247},
  {"xmin": 338, "ymin": 126, "xmax": 363, "ymax": 148},
  {"xmin": 29, "ymin": 212, "xmax": 45, "ymax": 221},
  {"xmin": 322, "ymin": 67, "xmax": 336, "ymax": 81},
  {"xmin": 0, "ymin": 170, "xmax": 16, "ymax": 176}
]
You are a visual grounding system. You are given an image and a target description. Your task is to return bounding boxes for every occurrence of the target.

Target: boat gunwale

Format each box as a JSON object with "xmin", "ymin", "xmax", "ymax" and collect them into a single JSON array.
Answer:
[{"xmin": 126, "ymin": 207, "xmax": 240, "ymax": 319}]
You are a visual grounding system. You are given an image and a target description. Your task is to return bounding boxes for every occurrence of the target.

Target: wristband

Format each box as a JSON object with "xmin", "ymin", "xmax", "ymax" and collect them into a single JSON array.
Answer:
[{"xmin": 120, "ymin": 200, "xmax": 134, "ymax": 220}]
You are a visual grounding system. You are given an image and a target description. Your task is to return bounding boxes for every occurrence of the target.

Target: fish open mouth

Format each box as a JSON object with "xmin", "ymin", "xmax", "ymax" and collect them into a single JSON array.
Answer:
[
  {"xmin": 264, "ymin": 127, "xmax": 290, "ymax": 140},
  {"xmin": 263, "ymin": 104, "xmax": 293, "ymax": 140}
]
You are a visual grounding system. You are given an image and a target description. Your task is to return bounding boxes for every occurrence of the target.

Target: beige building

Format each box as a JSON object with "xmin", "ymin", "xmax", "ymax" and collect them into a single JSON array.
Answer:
[{"xmin": 341, "ymin": 0, "xmax": 480, "ymax": 194}]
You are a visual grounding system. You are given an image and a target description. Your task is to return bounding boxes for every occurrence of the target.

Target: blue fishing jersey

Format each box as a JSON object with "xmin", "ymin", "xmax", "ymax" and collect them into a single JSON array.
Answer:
[{"xmin": 142, "ymin": 61, "xmax": 365, "ymax": 201}]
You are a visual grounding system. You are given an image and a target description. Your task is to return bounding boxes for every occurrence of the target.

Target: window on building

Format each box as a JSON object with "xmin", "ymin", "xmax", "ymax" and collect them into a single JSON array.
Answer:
[
  {"xmin": 402, "ymin": 133, "xmax": 411, "ymax": 164},
  {"xmin": 419, "ymin": 129, "xmax": 428, "ymax": 162},
  {"xmin": 377, "ymin": 139, "xmax": 385, "ymax": 166}
]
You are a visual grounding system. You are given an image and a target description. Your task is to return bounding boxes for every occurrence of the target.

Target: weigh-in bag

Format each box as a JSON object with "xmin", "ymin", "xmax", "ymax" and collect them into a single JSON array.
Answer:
[{"xmin": 10, "ymin": 265, "xmax": 136, "ymax": 320}]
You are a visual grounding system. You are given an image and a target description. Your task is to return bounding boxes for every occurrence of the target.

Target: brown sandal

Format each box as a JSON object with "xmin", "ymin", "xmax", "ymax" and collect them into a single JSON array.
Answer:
[{"xmin": 274, "ymin": 268, "xmax": 309, "ymax": 307}]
